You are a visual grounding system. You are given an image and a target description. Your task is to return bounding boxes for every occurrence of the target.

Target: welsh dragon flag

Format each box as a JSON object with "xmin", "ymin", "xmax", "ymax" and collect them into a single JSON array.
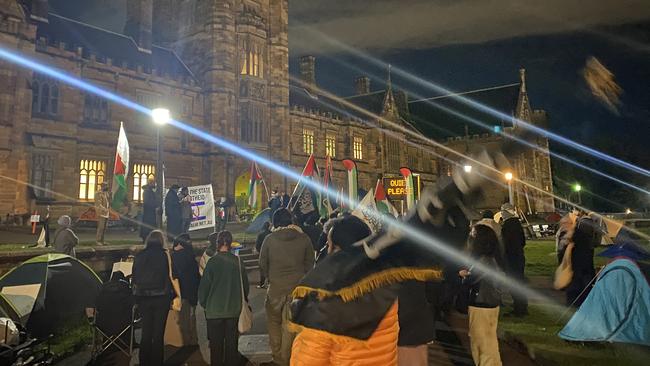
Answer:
[
  {"xmin": 342, "ymin": 159, "xmax": 358, "ymax": 210},
  {"xmin": 375, "ymin": 179, "xmax": 399, "ymax": 217},
  {"xmin": 111, "ymin": 122, "xmax": 130, "ymax": 210},
  {"xmin": 400, "ymin": 167, "xmax": 416, "ymax": 210},
  {"xmin": 247, "ymin": 161, "xmax": 264, "ymax": 208}
]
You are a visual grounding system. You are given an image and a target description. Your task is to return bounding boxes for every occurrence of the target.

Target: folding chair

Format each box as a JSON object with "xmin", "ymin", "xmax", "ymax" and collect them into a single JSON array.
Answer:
[{"xmin": 87, "ymin": 305, "xmax": 140, "ymax": 361}]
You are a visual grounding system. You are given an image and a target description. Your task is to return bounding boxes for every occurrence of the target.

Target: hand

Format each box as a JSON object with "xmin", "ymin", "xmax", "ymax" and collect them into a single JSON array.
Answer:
[{"xmin": 459, "ymin": 269, "xmax": 470, "ymax": 278}]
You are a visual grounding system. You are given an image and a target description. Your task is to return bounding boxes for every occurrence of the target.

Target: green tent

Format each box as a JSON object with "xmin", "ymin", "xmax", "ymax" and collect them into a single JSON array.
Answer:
[{"xmin": 0, "ymin": 254, "xmax": 102, "ymax": 337}]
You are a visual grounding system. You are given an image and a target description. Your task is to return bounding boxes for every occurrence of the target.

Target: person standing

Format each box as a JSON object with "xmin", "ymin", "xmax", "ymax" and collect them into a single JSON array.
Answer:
[
  {"xmin": 259, "ymin": 208, "xmax": 314, "ymax": 366},
  {"xmin": 179, "ymin": 187, "xmax": 193, "ymax": 234},
  {"xmin": 165, "ymin": 184, "xmax": 182, "ymax": 238},
  {"xmin": 498, "ymin": 206, "xmax": 527, "ymax": 316},
  {"xmin": 290, "ymin": 216, "xmax": 400, "ymax": 366},
  {"xmin": 53, "ymin": 215, "xmax": 78, "ymax": 257},
  {"xmin": 566, "ymin": 214, "xmax": 599, "ymax": 307},
  {"xmin": 459, "ymin": 221, "xmax": 503, "ymax": 366},
  {"xmin": 95, "ymin": 182, "xmax": 110, "ymax": 246},
  {"xmin": 255, "ymin": 221, "xmax": 272, "ymax": 289},
  {"xmin": 268, "ymin": 190, "xmax": 281, "ymax": 214},
  {"xmin": 140, "ymin": 178, "xmax": 159, "ymax": 243},
  {"xmin": 171, "ymin": 233, "xmax": 200, "ymax": 346},
  {"xmin": 132, "ymin": 230, "xmax": 173, "ymax": 366},
  {"xmin": 198, "ymin": 231, "xmax": 249, "ymax": 366}
]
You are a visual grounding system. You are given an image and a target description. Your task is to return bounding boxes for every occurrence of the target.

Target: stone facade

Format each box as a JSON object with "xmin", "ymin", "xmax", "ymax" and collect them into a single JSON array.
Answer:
[{"xmin": 0, "ymin": 0, "xmax": 554, "ymax": 220}]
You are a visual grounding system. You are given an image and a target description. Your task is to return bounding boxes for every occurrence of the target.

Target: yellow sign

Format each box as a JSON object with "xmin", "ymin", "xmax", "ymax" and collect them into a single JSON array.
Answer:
[{"xmin": 384, "ymin": 177, "xmax": 410, "ymax": 199}]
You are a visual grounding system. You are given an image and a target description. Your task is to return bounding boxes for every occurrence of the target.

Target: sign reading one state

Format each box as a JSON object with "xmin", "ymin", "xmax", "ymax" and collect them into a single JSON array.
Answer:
[{"xmin": 188, "ymin": 184, "xmax": 216, "ymax": 231}]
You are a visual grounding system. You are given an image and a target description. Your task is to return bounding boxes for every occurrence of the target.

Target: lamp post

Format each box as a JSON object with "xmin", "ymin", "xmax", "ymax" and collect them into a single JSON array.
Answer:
[
  {"xmin": 573, "ymin": 183, "xmax": 582, "ymax": 205},
  {"xmin": 152, "ymin": 108, "xmax": 170, "ymax": 228},
  {"xmin": 504, "ymin": 171, "xmax": 514, "ymax": 206},
  {"xmin": 463, "ymin": 164, "xmax": 473, "ymax": 173}
]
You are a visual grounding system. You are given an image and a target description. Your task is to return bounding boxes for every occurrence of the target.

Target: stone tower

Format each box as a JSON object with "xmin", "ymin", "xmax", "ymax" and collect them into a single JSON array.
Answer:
[{"xmin": 154, "ymin": 0, "xmax": 289, "ymax": 198}]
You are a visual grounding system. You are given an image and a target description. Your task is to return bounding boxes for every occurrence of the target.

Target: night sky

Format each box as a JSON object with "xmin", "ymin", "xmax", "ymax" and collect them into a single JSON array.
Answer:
[{"xmin": 49, "ymin": 0, "xmax": 650, "ymax": 211}]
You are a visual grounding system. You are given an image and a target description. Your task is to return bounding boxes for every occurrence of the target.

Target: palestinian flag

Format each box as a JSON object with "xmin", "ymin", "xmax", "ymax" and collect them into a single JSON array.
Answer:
[
  {"xmin": 375, "ymin": 179, "xmax": 399, "ymax": 217},
  {"xmin": 290, "ymin": 154, "xmax": 319, "ymax": 216},
  {"xmin": 342, "ymin": 159, "xmax": 358, "ymax": 210},
  {"xmin": 320, "ymin": 156, "xmax": 335, "ymax": 218},
  {"xmin": 399, "ymin": 167, "xmax": 416, "ymax": 210},
  {"xmin": 111, "ymin": 122, "xmax": 130, "ymax": 210},
  {"xmin": 248, "ymin": 161, "xmax": 264, "ymax": 208}
]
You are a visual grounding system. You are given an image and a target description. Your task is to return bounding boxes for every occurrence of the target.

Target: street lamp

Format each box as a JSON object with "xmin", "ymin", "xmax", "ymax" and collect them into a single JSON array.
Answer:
[
  {"xmin": 152, "ymin": 108, "xmax": 170, "ymax": 228},
  {"xmin": 463, "ymin": 165, "xmax": 473, "ymax": 173},
  {"xmin": 504, "ymin": 171, "xmax": 514, "ymax": 206},
  {"xmin": 573, "ymin": 183, "xmax": 582, "ymax": 204}
]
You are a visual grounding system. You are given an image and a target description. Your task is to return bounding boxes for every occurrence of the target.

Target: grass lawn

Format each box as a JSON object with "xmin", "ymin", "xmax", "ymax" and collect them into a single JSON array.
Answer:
[
  {"xmin": 501, "ymin": 304, "xmax": 650, "ymax": 366},
  {"xmin": 524, "ymin": 239, "xmax": 608, "ymax": 278},
  {"xmin": 500, "ymin": 240, "xmax": 650, "ymax": 365}
]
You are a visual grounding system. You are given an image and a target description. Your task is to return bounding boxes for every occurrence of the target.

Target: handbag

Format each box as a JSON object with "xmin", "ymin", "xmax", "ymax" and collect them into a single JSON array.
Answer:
[
  {"xmin": 165, "ymin": 250, "xmax": 182, "ymax": 312},
  {"xmin": 554, "ymin": 242, "xmax": 574, "ymax": 290},
  {"xmin": 237, "ymin": 257, "xmax": 253, "ymax": 333}
]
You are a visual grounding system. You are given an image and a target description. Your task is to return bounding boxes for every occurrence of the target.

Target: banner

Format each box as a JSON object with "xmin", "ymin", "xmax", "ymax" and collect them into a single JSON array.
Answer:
[
  {"xmin": 187, "ymin": 184, "xmax": 216, "ymax": 231},
  {"xmin": 342, "ymin": 159, "xmax": 358, "ymax": 210}
]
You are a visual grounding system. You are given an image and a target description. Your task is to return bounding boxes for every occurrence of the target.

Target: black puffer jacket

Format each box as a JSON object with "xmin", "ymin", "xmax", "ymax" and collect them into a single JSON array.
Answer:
[{"xmin": 133, "ymin": 246, "xmax": 173, "ymax": 297}]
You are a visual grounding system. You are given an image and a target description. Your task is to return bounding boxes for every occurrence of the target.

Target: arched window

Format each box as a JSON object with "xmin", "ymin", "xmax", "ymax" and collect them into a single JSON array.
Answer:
[
  {"xmin": 79, "ymin": 159, "xmax": 106, "ymax": 200},
  {"xmin": 32, "ymin": 73, "xmax": 60, "ymax": 118},
  {"xmin": 83, "ymin": 93, "xmax": 109, "ymax": 124},
  {"xmin": 132, "ymin": 164, "xmax": 156, "ymax": 202}
]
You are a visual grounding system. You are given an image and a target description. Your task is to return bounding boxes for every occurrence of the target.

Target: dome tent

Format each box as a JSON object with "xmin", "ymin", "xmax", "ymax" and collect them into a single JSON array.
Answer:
[{"xmin": 0, "ymin": 254, "xmax": 102, "ymax": 337}]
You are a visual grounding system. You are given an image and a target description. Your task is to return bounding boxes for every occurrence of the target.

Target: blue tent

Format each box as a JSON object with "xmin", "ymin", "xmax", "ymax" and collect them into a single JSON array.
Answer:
[{"xmin": 559, "ymin": 258, "xmax": 650, "ymax": 346}]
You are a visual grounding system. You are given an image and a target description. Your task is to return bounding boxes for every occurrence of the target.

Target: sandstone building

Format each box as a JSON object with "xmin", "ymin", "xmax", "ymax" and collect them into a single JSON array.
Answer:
[{"xmin": 0, "ymin": 0, "xmax": 553, "ymax": 221}]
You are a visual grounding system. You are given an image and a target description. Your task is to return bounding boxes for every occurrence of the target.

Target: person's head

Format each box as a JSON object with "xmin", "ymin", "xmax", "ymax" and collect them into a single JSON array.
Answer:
[
  {"xmin": 170, "ymin": 184, "xmax": 180, "ymax": 192},
  {"xmin": 57, "ymin": 215, "xmax": 72, "ymax": 228},
  {"xmin": 180, "ymin": 187, "xmax": 189, "ymax": 196},
  {"xmin": 327, "ymin": 215, "xmax": 371, "ymax": 254},
  {"xmin": 147, "ymin": 177, "xmax": 156, "ymax": 188},
  {"xmin": 470, "ymin": 223, "xmax": 499, "ymax": 257},
  {"xmin": 271, "ymin": 189, "xmax": 278, "ymax": 196},
  {"xmin": 144, "ymin": 230, "xmax": 166, "ymax": 250},
  {"xmin": 216, "ymin": 231, "xmax": 233, "ymax": 252},
  {"xmin": 173, "ymin": 233, "xmax": 192, "ymax": 251},
  {"xmin": 272, "ymin": 208, "xmax": 292, "ymax": 229}
]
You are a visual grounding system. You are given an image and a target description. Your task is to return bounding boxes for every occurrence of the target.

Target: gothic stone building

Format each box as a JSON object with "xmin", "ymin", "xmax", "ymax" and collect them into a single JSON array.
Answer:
[{"xmin": 0, "ymin": 0, "xmax": 553, "ymax": 220}]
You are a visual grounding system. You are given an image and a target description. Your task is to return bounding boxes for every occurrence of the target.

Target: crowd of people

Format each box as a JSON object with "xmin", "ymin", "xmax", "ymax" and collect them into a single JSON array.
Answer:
[{"xmin": 44, "ymin": 177, "xmax": 611, "ymax": 366}]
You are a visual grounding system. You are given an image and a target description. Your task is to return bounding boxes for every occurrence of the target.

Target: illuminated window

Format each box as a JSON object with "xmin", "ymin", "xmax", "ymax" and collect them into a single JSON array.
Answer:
[
  {"xmin": 302, "ymin": 129, "xmax": 314, "ymax": 154},
  {"xmin": 240, "ymin": 44, "xmax": 263, "ymax": 77},
  {"xmin": 325, "ymin": 133, "xmax": 336, "ymax": 157},
  {"xmin": 353, "ymin": 136, "xmax": 363, "ymax": 160},
  {"xmin": 79, "ymin": 159, "xmax": 106, "ymax": 200},
  {"xmin": 32, "ymin": 73, "xmax": 59, "ymax": 118},
  {"xmin": 132, "ymin": 164, "xmax": 156, "ymax": 202}
]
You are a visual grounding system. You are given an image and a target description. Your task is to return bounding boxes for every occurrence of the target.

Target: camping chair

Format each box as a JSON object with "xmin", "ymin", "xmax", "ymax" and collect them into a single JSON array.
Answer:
[{"xmin": 87, "ymin": 305, "xmax": 140, "ymax": 361}]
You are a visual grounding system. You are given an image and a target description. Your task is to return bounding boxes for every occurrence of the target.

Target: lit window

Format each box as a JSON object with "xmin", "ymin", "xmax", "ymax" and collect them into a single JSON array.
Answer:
[
  {"xmin": 353, "ymin": 136, "xmax": 363, "ymax": 160},
  {"xmin": 325, "ymin": 133, "xmax": 336, "ymax": 157},
  {"xmin": 240, "ymin": 44, "xmax": 263, "ymax": 77},
  {"xmin": 32, "ymin": 73, "xmax": 60, "ymax": 118},
  {"xmin": 132, "ymin": 164, "xmax": 156, "ymax": 202},
  {"xmin": 302, "ymin": 129, "xmax": 314, "ymax": 154},
  {"xmin": 79, "ymin": 159, "xmax": 106, "ymax": 200}
]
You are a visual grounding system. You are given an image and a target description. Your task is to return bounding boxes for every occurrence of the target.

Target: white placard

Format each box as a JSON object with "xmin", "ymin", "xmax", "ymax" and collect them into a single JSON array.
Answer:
[{"xmin": 188, "ymin": 184, "xmax": 215, "ymax": 231}]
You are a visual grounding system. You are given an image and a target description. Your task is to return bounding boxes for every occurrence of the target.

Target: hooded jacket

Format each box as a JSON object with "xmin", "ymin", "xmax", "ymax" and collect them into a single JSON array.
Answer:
[{"xmin": 259, "ymin": 225, "xmax": 314, "ymax": 298}]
